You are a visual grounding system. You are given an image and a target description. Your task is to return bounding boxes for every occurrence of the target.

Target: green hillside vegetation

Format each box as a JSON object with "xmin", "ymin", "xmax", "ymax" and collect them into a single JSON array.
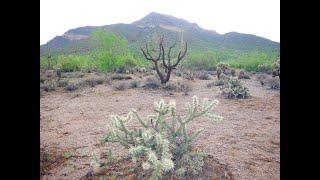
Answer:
[
  {"xmin": 40, "ymin": 12, "xmax": 279, "ymax": 72},
  {"xmin": 41, "ymin": 29, "xmax": 146, "ymax": 72}
]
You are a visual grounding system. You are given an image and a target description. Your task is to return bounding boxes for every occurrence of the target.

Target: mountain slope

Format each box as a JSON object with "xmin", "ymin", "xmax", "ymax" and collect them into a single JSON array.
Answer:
[{"xmin": 40, "ymin": 12, "xmax": 279, "ymax": 58}]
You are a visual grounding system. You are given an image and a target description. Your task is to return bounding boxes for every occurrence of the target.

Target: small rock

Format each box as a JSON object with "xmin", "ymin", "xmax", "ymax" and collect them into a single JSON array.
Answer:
[{"xmin": 270, "ymin": 139, "xmax": 280, "ymax": 145}]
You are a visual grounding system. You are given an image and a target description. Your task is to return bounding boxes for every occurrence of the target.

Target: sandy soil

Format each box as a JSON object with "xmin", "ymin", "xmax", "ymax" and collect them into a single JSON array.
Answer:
[{"xmin": 40, "ymin": 73, "xmax": 280, "ymax": 180}]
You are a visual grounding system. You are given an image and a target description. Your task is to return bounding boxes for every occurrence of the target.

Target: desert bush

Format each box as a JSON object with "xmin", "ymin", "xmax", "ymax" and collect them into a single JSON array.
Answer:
[
  {"xmin": 44, "ymin": 70, "xmax": 55, "ymax": 78},
  {"xmin": 102, "ymin": 96, "xmax": 222, "ymax": 179},
  {"xmin": 111, "ymin": 74, "xmax": 132, "ymax": 80},
  {"xmin": 41, "ymin": 80, "xmax": 57, "ymax": 92},
  {"xmin": 143, "ymin": 72, "xmax": 154, "ymax": 77},
  {"xmin": 182, "ymin": 51, "xmax": 219, "ymax": 70},
  {"xmin": 87, "ymin": 78, "xmax": 98, "ymax": 87},
  {"xmin": 40, "ymin": 76, "xmax": 46, "ymax": 83},
  {"xmin": 128, "ymin": 81, "xmax": 140, "ymax": 89},
  {"xmin": 270, "ymin": 79, "xmax": 280, "ymax": 90},
  {"xmin": 163, "ymin": 82, "xmax": 178, "ymax": 91},
  {"xmin": 207, "ymin": 79, "xmax": 227, "ymax": 88},
  {"xmin": 264, "ymin": 78, "xmax": 280, "ymax": 90},
  {"xmin": 222, "ymin": 79, "xmax": 250, "ymax": 99},
  {"xmin": 238, "ymin": 70, "xmax": 250, "ymax": 79},
  {"xmin": 115, "ymin": 67, "xmax": 126, "ymax": 74},
  {"xmin": 196, "ymin": 72, "xmax": 210, "ymax": 80},
  {"xmin": 162, "ymin": 81, "xmax": 192, "ymax": 94},
  {"xmin": 182, "ymin": 70, "xmax": 195, "ymax": 81},
  {"xmin": 57, "ymin": 79, "xmax": 69, "ymax": 87},
  {"xmin": 256, "ymin": 74, "xmax": 267, "ymax": 81},
  {"xmin": 64, "ymin": 80, "xmax": 84, "ymax": 91},
  {"xmin": 56, "ymin": 69, "xmax": 61, "ymax": 79},
  {"xmin": 113, "ymin": 82, "xmax": 127, "ymax": 90},
  {"xmin": 61, "ymin": 72, "xmax": 85, "ymax": 78},
  {"xmin": 174, "ymin": 71, "xmax": 183, "ymax": 77},
  {"xmin": 143, "ymin": 77, "xmax": 161, "ymax": 89},
  {"xmin": 179, "ymin": 83, "xmax": 192, "ymax": 95},
  {"xmin": 231, "ymin": 69, "xmax": 236, "ymax": 77},
  {"xmin": 95, "ymin": 77, "xmax": 105, "ymax": 84},
  {"xmin": 217, "ymin": 68, "xmax": 222, "ymax": 79},
  {"xmin": 206, "ymin": 82, "xmax": 215, "ymax": 88},
  {"xmin": 85, "ymin": 75, "xmax": 105, "ymax": 87},
  {"xmin": 207, "ymin": 70, "xmax": 216, "ymax": 76},
  {"xmin": 214, "ymin": 79, "xmax": 226, "ymax": 86}
]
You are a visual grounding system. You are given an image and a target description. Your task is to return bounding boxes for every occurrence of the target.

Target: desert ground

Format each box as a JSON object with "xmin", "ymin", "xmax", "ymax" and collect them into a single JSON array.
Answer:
[{"xmin": 40, "ymin": 72, "xmax": 280, "ymax": 180}]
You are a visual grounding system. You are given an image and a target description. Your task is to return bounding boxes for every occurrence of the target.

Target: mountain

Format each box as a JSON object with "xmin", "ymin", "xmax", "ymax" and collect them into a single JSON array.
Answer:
[{"xmin": 40, "ymin": 12, "xmax": 279, "ymax": 58}]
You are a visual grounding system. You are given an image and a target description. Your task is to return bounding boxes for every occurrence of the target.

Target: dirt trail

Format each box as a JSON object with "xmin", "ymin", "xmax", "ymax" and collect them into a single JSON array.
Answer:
[{"xmin": 40, "ymin": 74, "xmax": 280, "ymax": 180}]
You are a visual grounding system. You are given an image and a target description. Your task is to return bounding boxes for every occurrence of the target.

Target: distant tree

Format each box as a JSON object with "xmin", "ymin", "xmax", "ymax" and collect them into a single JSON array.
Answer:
[
  {"xmin": 89, "ymin": 29, "xmax": 137, "ymax": 72},
  {"xmin": 141, "ymin": 35, "xmax": 187, "ymax": 84}
]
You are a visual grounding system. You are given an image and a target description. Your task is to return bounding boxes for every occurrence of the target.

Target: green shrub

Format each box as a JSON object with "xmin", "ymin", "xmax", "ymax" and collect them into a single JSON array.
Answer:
[
  {"xmin": 103, "ymin": 96, "xmax": 222, "ymax": 179},
  {"xmin": 55, "ymin": 55, "xmax": 92, "ymax": 72},
  {"xmin": 226, "ymin": 51, "xmax": 275, "ymax": 72},
  {"xmin": 257, "ymin": 64, "xmax": 272, "ymax": 73},
  {"xmin": 182, "ymin": 51, "xmax": 219, "ymax": 70}
]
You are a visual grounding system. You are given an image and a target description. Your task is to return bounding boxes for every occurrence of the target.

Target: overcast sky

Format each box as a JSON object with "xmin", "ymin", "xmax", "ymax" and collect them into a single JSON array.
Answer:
[{"xmin": 40, "ymin": 0, "xmax": 280, "ymax": 45}]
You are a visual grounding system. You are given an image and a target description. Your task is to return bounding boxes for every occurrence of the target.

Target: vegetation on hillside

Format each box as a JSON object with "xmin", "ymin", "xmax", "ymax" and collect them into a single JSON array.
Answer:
[
  {"xmin": 41, "ymin": 27, "xmax": 279, "ymax": 74},
  {"xmin": 40, "ymin": 13, "xmax": 279, "ymax": 73},
  {"xmin": 41, "ymin": 29, "xmax": 145, "ymax": 73}
]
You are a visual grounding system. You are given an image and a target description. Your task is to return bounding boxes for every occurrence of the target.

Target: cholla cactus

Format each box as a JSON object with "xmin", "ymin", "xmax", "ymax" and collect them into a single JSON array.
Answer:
[
  {"xmin": 103, "ymin": 96, "xmax": 222, "ymax": 179},
  {"xmin": 223, "ymin": 79, "xmax": 250, "ymax": 99},
  {"xmin": 272, "ymin": 59, "xmax": 280, "ymax": 78}
]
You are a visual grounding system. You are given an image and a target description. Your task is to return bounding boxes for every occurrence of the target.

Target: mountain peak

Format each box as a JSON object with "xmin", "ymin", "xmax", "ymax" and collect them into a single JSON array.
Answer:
[{"xmin": 132, "ymin": 12, "xmax": 200, "ymax": 29}]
